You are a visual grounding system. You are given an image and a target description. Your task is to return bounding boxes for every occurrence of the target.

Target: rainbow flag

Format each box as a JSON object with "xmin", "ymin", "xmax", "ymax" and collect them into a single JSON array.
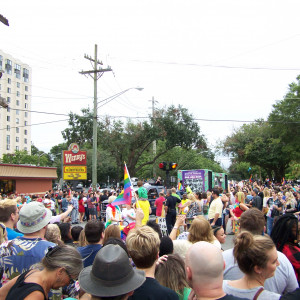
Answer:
[
  {"xmin": 111, "ymin": 164, "xmax": 132, "ymax": 206},
  {"xmin": 178, "ymin": 182, "xmax": 183, "ymax": 191}
]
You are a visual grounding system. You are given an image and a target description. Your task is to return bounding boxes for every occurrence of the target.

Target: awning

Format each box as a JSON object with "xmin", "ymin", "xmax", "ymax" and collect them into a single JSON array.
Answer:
[{"xmin": 0, "ymin": 164, "xmax": 57, "ymax": 179}]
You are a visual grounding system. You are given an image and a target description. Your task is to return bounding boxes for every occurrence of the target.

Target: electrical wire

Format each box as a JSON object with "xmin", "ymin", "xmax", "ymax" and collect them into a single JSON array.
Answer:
[{"xmin": 0, "ymin": 119, "xmax": 69, "ymax": 131}]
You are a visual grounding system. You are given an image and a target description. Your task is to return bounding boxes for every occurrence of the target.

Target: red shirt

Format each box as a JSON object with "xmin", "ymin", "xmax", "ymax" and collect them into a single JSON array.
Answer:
[{"xmin": 155, "ymin": 196, "xmax": 165, "ymax": 217}]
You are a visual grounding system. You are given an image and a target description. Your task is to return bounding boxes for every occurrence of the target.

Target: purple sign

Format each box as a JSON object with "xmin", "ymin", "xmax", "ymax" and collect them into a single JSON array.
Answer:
[{"xmin": 182, "ymin": 170, "xmax": 205, "ymax": 193}]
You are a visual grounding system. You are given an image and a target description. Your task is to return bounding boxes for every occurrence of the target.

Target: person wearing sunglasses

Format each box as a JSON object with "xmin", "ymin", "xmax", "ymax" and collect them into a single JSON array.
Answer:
[{"xmin": 0, "ymin": 245, "xmax": 83, "ymax": 300}]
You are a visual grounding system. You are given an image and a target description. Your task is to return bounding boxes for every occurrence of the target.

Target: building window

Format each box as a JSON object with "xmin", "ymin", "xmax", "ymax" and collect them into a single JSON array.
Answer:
[
  {"xmin": 5, "ymin": 59, "xmax": 12, "ymax": 75},
  {"xmin": 7, "ymin": 107, "xmax": 10, "ymax": 112},
  {"xmin": 24, "ymin": 147, "xmax": 27, "ymax": 151},
  {"xmin": 23, "ymin": 68, "xmax": 29, "ymax": 82},
  {"xmin": 16, "ymin": 109, "xmax": 20, "ymax": 115},
  {"xmin": 7, "ymin": 125, "xmax": 10, "ymax": 132},
  {"xmin": 7, "ymin": 87, "xmax": 11, "ymax": 93},
  {"xmin": 0, "ymin": 84, "xmax": 1, "ymax": 90},
  {"xmin": 6, "ymin": 145, "xmax": 10, "ymax": 150},
  {"xmin": 7, "ymin": 116, "xmax": 10, "ymax": 122},
  {"xmin": 25, "ymin": 86, "xmax": 28, "ymax": 91},
  {"xmin": 25, "ymin": 95, "xmax": 28, "ymax": 100},
  {"xmin": 0, "ymin": 55, "xmax": 2, "ymax": 70},
  {"xmin": 25, "ymin": 111, "xmax": 28, "ymax": 118},
  {"xmin": 16, "ymin": 137, "xmax": 19, "ymax": 142},
  {"xmin": 24, "ymin": 129, "xmax": 27, "ymax": 135},
  {"xmin": 7, "ymin": 78, "xmax": 11, "ymax": 84},
  {"xmin": 16, "ymin": 118, "xmax": 19, "ymax": 124},
  {"xmin": 16, "ymin": 127, "xmax": 19, "ymax": 133},
  {"xmin": 17, "ymin": 82, "xmax": 20, "ymax": 88},
  {"xmin": 16, "ymin": 146, "xmax": 19, "ymax": 151},
  {"xmin": 24, "ymin": 138, "xmax": 27, "ymax": 144},
  {"xmin": 6, "ymin": 135, "xmax": 10, "ymax": 144},
  {"xmin": 16, "ymin": 91, "xmax": 20, "ymax": 97},
  {"xmin": 24, "ymin": 121, "xmax": 28, "ymax": 126},
  {"xmin": 14, "ymin": 64, "xmax": 21, "ymax": 79},
  {"xmin": 7, "ymin": 97, "xmax": 10, "ymax": 103},
  {"xmin": 16, "ymin": 100, "xmax": 20, "ymax": 106},
  {"xmin": 25, "ymin": 103, "xmax": 28, "ymax": 108}
]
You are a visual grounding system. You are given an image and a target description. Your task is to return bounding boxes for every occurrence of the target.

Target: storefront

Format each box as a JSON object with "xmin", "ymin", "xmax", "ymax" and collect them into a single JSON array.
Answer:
[{"xmin": 0, "ymin": 164, "xmax": 57, "ymax": 195}]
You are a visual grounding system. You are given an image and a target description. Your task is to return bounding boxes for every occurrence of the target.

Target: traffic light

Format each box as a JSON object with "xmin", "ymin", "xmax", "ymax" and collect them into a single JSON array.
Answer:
[
  {"xmin": 159, "ymin": 162, "xmax": 167, "ymax": 170},
  {"xmin": 169, "ymin": 162, "xmax": 178, "ymax": 170}
]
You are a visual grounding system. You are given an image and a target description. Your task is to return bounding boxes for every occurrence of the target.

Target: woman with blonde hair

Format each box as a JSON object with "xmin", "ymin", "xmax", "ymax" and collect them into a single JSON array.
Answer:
[
  {"xmin": 229, "ymin": 191, "xmax": 248, "ymax": 234},
  {"xmin": 285, "ymin": 191, "xmax": 297, "ymax": 213},
  {"xmin": 182, "ymin": 193, "xmax": 202, "ymax": 222},
  {"xmin": 103, "ymin": 224, "xmax": 121, "ymax": 245},
  {"xmin": 45, "ymin": 224, "xmax": 63, "ymax": 246},
  {"xmin": 263, "ymin": 188, "xmax": 271, "ymax": 215},
  {"xmin": 223, "ymin": 231, "xmax": 280, "ymax": 299}
]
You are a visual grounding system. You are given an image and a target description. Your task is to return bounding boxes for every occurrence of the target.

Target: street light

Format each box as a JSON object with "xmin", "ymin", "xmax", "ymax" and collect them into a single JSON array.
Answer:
[{"xmin": 92, "ymin": 87, "xmax": 143, "ymax": 191}]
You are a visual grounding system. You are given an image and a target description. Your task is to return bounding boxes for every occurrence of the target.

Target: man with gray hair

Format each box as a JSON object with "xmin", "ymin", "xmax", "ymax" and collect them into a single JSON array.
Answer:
[{"xmin": 186, "ymin": 241, "xmax": 246, "ymax": 300}]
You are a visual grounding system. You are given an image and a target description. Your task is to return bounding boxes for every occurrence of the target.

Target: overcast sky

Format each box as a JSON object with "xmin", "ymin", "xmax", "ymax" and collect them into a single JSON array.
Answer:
[{"xmin": 1, "ymin": 0, "xmax": 300, "ymax": 169}]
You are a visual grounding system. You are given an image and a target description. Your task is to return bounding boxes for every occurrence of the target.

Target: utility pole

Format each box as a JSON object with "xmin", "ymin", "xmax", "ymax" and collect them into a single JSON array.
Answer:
[
  {"xmin": 79, "ymin": 44, "xmax": 112, "ymax": 191},
  {"xmin": 149, "ymin": 96, "xmax": 158, "ymax": 177}
]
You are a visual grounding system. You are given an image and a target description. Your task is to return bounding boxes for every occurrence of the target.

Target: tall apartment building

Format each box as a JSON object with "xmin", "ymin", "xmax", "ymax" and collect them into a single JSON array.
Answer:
[{"xmin": 0, "ymin": 49, "xmax": 31, "ymax": 158}]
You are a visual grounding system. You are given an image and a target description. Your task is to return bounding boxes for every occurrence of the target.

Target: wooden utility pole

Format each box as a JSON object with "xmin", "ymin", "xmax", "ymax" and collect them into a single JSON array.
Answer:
[{"xmin": 79, "ymin": 44, "xmax": 112, "ymax": 191}]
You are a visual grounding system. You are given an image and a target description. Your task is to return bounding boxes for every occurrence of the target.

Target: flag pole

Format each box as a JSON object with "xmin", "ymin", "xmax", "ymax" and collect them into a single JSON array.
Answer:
[{"xmin": 124, "ymin": 162, "xmax": 140, "ymax": 208}]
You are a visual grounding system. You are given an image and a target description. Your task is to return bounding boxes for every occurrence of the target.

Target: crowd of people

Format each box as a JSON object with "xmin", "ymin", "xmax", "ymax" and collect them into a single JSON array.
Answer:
[{"xmin": 0, "ymin": 179, "xmax": 299, "ymax": 299}]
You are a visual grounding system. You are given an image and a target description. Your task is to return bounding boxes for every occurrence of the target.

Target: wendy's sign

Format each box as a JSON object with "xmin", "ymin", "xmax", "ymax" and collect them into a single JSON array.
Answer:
[{"xmin": 63, "ymin": 143, "xmax": 87, "ymax": 165}]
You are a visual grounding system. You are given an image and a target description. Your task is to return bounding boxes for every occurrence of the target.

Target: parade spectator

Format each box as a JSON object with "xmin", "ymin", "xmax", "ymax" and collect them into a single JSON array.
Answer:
[
  {"xmin": 165, "ymin": 189, "xmax": 181, "ymax": 234},
  {"xmin": 78, "ymin": 194, "xmax": 85, "ymax": 223},
  {"xmin": 126, "ymin": 226, "xmax": 179, "ymax": 300},
  {"xmin": 0, "ymin": 245, "xmax": 82, "ymax": 299},
  {"xmin": 271, "ymin": 214, "xmax": 300, "ymax": 284},
  {"xmin": 262, "ymin": 187, "xmax": 271, "ymax": 215},
  {"xmin": 267, "ymin": 190, "xmax": 283, "ymax": 235},
  {"xmin": 223, "ymin": 231, "xmax": 281, "ymax": 299},
  {"xmin": 45, "ymin": 223, "xmax": 63, "ymax": 246},
  {"xmin": 71, "ymin": 225, "xmax": 83, "ymax": 247},
  {"xmin": 146, "ymin": 220, "xmax": 163, "ymax": 240},
  {"xmin": 103, "ymin": 224, "xmax": 121, "ymax": 245},
  {"xmin": 212, "ymin": 225, "xmax": 226, "ymax": 250},
  {"xmin": 77, "ymin": 220, "xmax": 104, "ymax": 267},
  {"xmin": 61, "ymin": 193, "xmax": 69, "ymax": 213},
  {"xmin": 70, "ymin": 193, "xmax": 79, "ymax": 224},
  {"xmin": 159, "ymin": 236, "xmax": 174, "ymax": 256},
  {"xmin": 155, "ymin": 254, "xmax": 191, "ymax": 300},
  {"xmin": 249, "ymin": 188, "xmax": 263, "ymax": 211},
  {"xmin": 87, "ymin": 193, "xmax": 97, "ymax": 220},
  {"xmin": 0, "ymin": 202, "xmax": 55, "ymax": 287},
  {"xmin": 0, "ymin": 199, "xmax": 23, "ymax": 240},
  {"xmin": 154, "ymin": 192, "xmax": 165, "ymax": 217},
  {"xmin": 106, "ymin": 197, "xmax": 122, "ymax": 226},
  {"xmin": 229, "ymin": 191, "xmax": 248, "ymax": 234},
  {"xmin": 223, "ymin": 208, "xmax": 298, "ymax": 295},
  {"xmin": 78, "ymin": 244, "xmax": 145, "ymax": 300},
  {"xmin": 78, "ymin": 229, "xmax": 88, "ymax": 247},
  {"xmin": 208, "ymin": 187, "xmax": 223, "ymax": 226},
  {"xmin": 58, "ymin": 222, "xmax": 73, "ymax": 245},
  {"xmin": 185, "ymin": 241, "xmax": 244, "ymax": 300}
]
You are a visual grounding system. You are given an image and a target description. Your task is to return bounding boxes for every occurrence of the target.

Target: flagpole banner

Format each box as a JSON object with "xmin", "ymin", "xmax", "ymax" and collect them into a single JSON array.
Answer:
[{"xmin": 112, "ymin": 164, "xmax": 132, "ymax": 207}]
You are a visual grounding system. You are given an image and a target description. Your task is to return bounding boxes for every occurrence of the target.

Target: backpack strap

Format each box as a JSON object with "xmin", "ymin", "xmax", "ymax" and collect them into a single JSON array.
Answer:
[{"xmin": 253, "ymin": 287, "xmax": 264, "ymax": 300}]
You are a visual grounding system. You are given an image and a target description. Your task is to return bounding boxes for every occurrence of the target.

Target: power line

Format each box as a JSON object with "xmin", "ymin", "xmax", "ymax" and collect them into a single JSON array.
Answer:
[{"xmin": 0, "ymin": 119, "xmax": 69, "ymax": 131}]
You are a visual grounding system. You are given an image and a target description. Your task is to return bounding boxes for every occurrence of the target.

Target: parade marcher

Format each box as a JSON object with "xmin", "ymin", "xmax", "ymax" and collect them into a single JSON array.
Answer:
[{"xmin": 208, "ymin": 187, "xmax": 223, "ymax": 226}]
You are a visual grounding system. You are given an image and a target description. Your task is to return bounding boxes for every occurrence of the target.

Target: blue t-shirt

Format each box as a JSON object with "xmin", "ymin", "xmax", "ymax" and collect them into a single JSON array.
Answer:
[
  {"xmin": 77, "ymin": 244, "xmax": 102, "ymax": 267},
  {"xmin": 6, "ymin": 227, "xmax": 23, "ymax": 240}
]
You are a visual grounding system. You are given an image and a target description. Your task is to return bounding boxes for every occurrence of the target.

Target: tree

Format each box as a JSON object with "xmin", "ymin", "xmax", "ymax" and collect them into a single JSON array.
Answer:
[
  {"xmin": 222, "ymin": 121, "xmax": 291, "ymax": 182},
  {"xmin": 61, "ymin": 105, "xmax": 207, "ymax": 178}
]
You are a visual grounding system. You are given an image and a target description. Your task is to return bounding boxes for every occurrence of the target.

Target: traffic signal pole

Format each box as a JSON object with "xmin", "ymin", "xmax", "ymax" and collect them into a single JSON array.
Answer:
[{"xmin": 159, "ymin": 162, "xmax": 177, "ymax": 189}]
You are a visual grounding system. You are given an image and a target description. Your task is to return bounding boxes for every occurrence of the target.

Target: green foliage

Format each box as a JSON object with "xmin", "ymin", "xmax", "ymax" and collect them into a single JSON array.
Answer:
[
  {"xmin": 1, "ymin": 146, "xmax": 51, "ymax": 167},
  {"xmin": 223, "ymin": 74, "xmax": 300, "ymax": 182}
]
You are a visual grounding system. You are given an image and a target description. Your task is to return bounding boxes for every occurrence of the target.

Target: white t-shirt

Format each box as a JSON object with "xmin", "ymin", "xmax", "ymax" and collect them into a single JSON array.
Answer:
[{"xmin": 121, "ymin": 208, "xmax": 136, "ymax": 225}]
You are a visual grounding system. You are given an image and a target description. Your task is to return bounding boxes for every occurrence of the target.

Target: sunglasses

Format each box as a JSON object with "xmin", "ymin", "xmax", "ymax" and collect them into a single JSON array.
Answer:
[{"xmin": 64, "ymin": 268, "xmax": 76, "ymax": 285}]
